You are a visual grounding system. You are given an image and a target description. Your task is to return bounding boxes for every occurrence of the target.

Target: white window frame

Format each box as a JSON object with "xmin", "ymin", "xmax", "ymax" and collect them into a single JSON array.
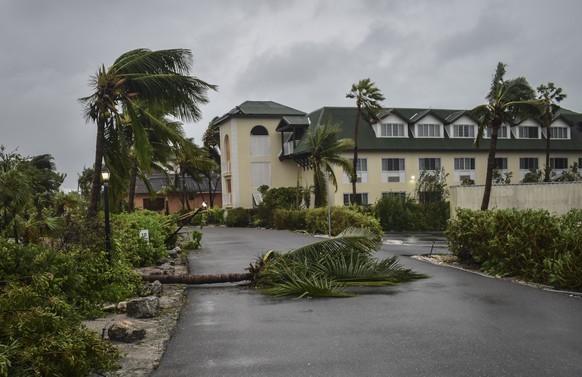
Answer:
[
  {"xmin": 519, "ymin": 157, "xmax": 539, "ymax": 179},
  {"xmin": 453, "ymin": 124, "xmax": 475, "ymax": 138},
  {"xmin": 515, "ymin": 125, "xmax": 541, "ymax": 139},
  {"xmin": 418, "ymin": 157, "xmax": 441, "ymax": 172},
  {"xmin": 381, "ymin": 158, "xmax": 406, "ymax": 183},
  {"xmin": 378, "ymin": 123, "xmax": 406, "ymax": 138},
  {"xmin": 549, "ymin": 126, "xmax": 570, "ymax": 140},
  {"xmin": 343, "ymin": 193, "xmax": 368, "ymax": 205},
  {"xmin": 485, "ymin": 125, "xmax": 510, "ymax": 139},
  {"xmin": 344, "ymin": 158, "xmax": 368, "ymax": 184},
  {"xmin": 251, "ymin": 162, "xmax": 271, "ymax": 188},
  {"xmin": 415, "ymin": 123, "xmax": 443, "ymax": 138},
  {"xmin": 453, "ymin": 157, "xmax": 476, "ymax": 181}
]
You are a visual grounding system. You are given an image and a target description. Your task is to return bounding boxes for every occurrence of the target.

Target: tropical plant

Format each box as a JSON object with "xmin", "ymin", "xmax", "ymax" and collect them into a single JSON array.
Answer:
[
  {"xmin": 304, "ymin": 120, "xmax": 354, "ymax": 207},
  {"xmin": 346, "ymin": 78, "xmax": 385, "ymax": 204},
  {"xmin": 253, "ymin": 227, "xmax": 427, "ymax": 297},
  {"xmin": 202, "ymin": 116, "xmax": 222, "ymax": 207},
  {"xmin": 79, "ymin": 48, "xmax": 216, "ymax": 220},
  {"xmin": 537, "ymin": 82, "xmax": 566, "ymax": 182},
  {"xmin": 472, "ymin": 62, "xmax": 544, "ymax": 210}
]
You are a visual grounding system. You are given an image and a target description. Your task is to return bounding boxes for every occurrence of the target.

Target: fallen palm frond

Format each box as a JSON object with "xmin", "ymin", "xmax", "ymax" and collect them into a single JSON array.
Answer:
[{"xmin": 253, "ymin": 227, "xmax": 428, "ymax": 297}]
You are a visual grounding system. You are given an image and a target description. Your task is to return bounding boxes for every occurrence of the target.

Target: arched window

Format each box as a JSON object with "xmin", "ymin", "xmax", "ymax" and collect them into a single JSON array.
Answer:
[
  {"xmin": 250, "ymin": 125, "xmax": 269, "ymax": 156},
  {"xmin": 223, "ymin": 134, "xmax": 231, "ymax": 174}
]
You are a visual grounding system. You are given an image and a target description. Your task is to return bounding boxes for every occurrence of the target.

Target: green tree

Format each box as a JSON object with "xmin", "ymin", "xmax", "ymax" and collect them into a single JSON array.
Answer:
[
  {"xmin": 304, "ymin": 120, "xmax": 354, "ymax": 207},
  {"xmin": 346, "ymin": 78, "xmax": 385, "ymax": 204},
  {"xmin": 537, "ymin": 82, "xmax": 566, "ymax": 182},
  {"xmin": 201, "ymin": 117, "xmax": 222, "ymax": 208},
  {"xmin": 472, "ymin": 62, "xmax": 543, "ymax": 210},
  {"xmin": 79, "ymin": 48, "xmax": 216, "ymax": 220}
]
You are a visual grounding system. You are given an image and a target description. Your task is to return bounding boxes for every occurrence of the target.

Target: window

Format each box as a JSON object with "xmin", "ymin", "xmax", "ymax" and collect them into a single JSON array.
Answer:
[
  {"xmin": 550, "ymin": 157, "xmax": 568, "ymax": 170},
  {"xmin": 520, "ymin": 158, "xmax": 539, "ymax": 170},
  {"xmin": 343, "ymin": 193, "xmax": 368, "ymax": 205},
  {"xmin": 344, "ymin": 158, "xmax": 368, "ymax": 183},
  {"xmin": 485, "ymin": 125, "xmax": 509, "ymax": 138},
  {"xmin": 550, "ymin": 127, "xmax": 569, "ymax": 139},
  {"xmin": 419, "ymin": 158, "xmax": 441, "ymax": 171},
  {"xmin": 494, "ymin": 157, "xmax": 508, "ymax": 170},
  {"xmin": 454, "ymin": 157, "xmax": 476, "ymax": 181},
  {"xmin": 518, "ymin": 126, "xmax": 539, "ymax": 139},
  {"xmin": 417, "ymin": 124, "xmax": 441, "ymax": 137},
  {"xmin": 143, "ymin": 198, "xmax": 164, "ymax": 211},
  {"xmin": 454, "ymin": 158, "xmax": 475, "ymax": 170},
  {"xmin": 453, "ymin": 124, "xmax": 475, "ymax": 138},
  {"xmin": 380, "ymin": 123, "xmax": 405, "ymax": 137},
  {"xmin": 382, "ymin": 158, "xmax": 405, "ymax": 183},
  {"xmin": 250, "ymin": 125, "xmax": 269, "ymax": 156},
  {"xmin": 251, "ymin": 162, "xmax": 270, "ymax": 187},
  {"xmin": 252, "ymin": 193, "xmax": 263, "ymax": 207}
]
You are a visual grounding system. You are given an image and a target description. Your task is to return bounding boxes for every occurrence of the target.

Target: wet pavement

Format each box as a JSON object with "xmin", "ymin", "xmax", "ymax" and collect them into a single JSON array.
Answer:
[{"xmin": 152, "ymin": 227, "xmax": 582, "ymax": 377}]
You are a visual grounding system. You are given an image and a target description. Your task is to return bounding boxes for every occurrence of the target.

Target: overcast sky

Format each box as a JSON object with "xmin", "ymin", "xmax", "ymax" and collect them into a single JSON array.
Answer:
[{"xmin": 2, "ymin": 0, "xmax": 582, "ymax": 189}]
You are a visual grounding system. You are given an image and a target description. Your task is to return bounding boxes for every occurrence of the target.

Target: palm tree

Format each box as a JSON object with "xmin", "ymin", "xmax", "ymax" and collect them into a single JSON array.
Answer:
[
  {"xmin": 143, "ymin": 227, "xmax": 427, "ymax": 298},
  {"xmin": 472, "ymin": 62, "xmax": 543, "ymax": 210},
  {"xmin": 537, "ymin": 83, "xmax": 566, "ymax": 182},
  {"xmin": 304, "ymin": 120, "xmax": 354, "ymax": 207},
  {"xmin": 79, "ymin": 48, "xmax": 217, "ymax": 220},
  {"xmin": 202, "ymin": 117, "xmax": 221, "ymax": 207},
  {"xmin": 346, "ymin": 79, "xmax": 385, "ymax": 204}
]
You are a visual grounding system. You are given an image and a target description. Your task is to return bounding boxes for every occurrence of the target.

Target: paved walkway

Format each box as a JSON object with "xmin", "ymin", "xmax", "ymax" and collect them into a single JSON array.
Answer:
[{"xmin": 152, "ymin": 227, "xmax": 582, "ymax": 377}]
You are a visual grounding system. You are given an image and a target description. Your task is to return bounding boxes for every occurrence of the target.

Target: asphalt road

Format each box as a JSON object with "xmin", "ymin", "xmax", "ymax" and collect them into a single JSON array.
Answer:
[{"xmin": 152, "ymin": 227, "xmax": 582, "ymax": 377}]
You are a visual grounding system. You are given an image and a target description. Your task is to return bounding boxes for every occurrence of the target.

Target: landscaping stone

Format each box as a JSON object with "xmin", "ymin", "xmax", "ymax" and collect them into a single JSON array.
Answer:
[
  {"xmin": 108, "ymin": 320, "xmax": 146, "ymax": 343},
  {"xmin": 126, "ymin": 296, "xmax": 160, "ymax": 318},
  {"xmin": 139, "ymin": 280, "xmax": 163, "ymax": 297}
]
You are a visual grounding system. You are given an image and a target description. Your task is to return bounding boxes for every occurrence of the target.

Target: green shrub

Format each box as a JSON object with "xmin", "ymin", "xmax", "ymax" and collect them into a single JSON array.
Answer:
[
  {"xmin": 446, "ymin": 208, "xmax": 582, "ymax": 290},
  {"xmin": 111, "ymin": 210, "xmax": 173, "ymax": 266},
  {"xmin": 225, "ymin": 207, "xmax": 251, "ymax": 227},
  {"xmin": 205, "ymin": 206, "xmax": 225, "ymax": 225},
  {"xmin": 305, "ymin": 206, "xmax": 382, "ymax": 238},
  {"xmin": 0, "ymin": 274, "xmax": 120, "ymax": 376},
  {"xmin": 374, "ymin": 194, "xmax": 449, "ymax": 231},
  {"xmin": 182, "ymin": 230, "xmax": 203, "ymax": 249},
  {"xmin": 273, "ymin": 209, "xmax": 307, "ymax": 231}
]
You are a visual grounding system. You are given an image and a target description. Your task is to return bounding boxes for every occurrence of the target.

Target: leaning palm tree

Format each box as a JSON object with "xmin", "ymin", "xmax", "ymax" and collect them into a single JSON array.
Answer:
[
  {"xmin": 79, "ymin": 48, "xmax": 217, "ymax": 220},
  {"xmin": 346, "ymin": 79, "xmax": 385, "ymax": 204},
  {"xmin": 472, "ymin": 62, "xmax": 543, "ymax": 210},
  {"xmin": 304, "ymin": 120, "xmax": 354, "ymax": 207},
  {"xmin": 537, "ymin": 83, "xmax": 566, "ymax": 182}
]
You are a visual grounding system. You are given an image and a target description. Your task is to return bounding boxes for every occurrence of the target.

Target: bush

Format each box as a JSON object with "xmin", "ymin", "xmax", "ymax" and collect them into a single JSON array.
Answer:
[
  {"xmin": 305, "ymin": 206, "xmax": 383, "ymax": 238},
  {"xmin": 205, "ymin": 206, "xmax": 225, "ymax": 225},
  {"xmin": 225, "ymin": 207, "xmax": 251, "ymax": 227},
  {"xmin": 374, "ymin": 194, "xmax": 449, "ymax": 231},
  {"xmin": 445, "ymin": 208, "xmax": 582, "ymax": 290},
  {"xmin": 272, "ymin": 209, "xmax": 307, "ymax": 231},
  {"xmin": 111, "ymin": 210, "xmax": 174, "ymax": 267},
  {"xmin": 181, "ymin": 230, "xmax": 203, "ymax": 250},
  {"xmin": 0, "ymin": 243, "xmax": 123, "ymax": 376}
]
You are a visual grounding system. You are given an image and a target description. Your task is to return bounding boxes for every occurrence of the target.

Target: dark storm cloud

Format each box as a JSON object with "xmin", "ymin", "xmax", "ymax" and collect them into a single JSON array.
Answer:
[{"xmin": 1, "ymin": 0, "xmax": 582, "ymax": 189}]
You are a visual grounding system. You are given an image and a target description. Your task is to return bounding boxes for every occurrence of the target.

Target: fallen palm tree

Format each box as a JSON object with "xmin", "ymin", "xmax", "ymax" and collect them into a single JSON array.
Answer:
[{"xmin": 143, "ymin": 227, "xmax": 428, "ymax": 297}]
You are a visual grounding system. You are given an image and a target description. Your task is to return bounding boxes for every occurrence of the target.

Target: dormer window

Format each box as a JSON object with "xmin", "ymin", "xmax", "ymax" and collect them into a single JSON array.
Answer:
[
  {"xmin": 518, "ymin": 126, "xmax": 539, "ymax": 139},
  {"xmin": 453, "ymin": 124, "xmax": 475, "ymax": 138},
  {"xmin": 550, "ymin": 127, "xmax": 569, "ymax": 139},
  {"xmin": 379, "ymin": 123, "xmax": 406, "ymax": 137},
  {"xmin": 416, "ymin": 123, "xmax": 442, "ymax": 138},
  {"xmin": 485, "ymin": 125, "xmax": 510, "ymax": 138}
]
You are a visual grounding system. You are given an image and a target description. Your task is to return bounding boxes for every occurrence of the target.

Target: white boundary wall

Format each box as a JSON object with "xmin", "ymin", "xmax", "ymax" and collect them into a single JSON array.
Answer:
[{"xmin": 450, "ymin": 182, "xmax": 582, "ymax": 218}]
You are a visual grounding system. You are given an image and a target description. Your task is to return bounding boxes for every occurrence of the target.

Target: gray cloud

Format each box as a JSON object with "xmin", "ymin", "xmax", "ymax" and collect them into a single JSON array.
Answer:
[{"xmin": 1, "ymin": 0, "xmax": 582, "ymax": 189}]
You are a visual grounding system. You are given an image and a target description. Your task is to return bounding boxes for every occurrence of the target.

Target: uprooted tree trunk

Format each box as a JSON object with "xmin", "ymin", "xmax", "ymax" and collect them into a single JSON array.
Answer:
[{"xmin": 142, "ymin": 273, "xmax": 252, "ymax": 285}]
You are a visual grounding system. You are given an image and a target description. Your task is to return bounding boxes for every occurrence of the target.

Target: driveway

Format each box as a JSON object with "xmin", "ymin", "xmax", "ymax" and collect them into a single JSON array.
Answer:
[{"xmin": 152, "ymin": 227, "xmax": 582, "ymax": 377}]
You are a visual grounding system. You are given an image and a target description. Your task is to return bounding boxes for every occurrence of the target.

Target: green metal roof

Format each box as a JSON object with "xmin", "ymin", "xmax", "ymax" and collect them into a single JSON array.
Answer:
[
  {"xmin": 288, "ymin": 107, "xmax": 582, "ymax": 156},
  {"xmin": 214, "ymin": 100, "xmax": 306, "ymax": 126}
]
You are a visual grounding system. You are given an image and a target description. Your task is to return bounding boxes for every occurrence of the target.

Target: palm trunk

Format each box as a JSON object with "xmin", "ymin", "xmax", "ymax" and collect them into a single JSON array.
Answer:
[
  {"xmin": 351, "ymin": 106, "xmax": 361, "ymax": 205},
  {"xmin": 88, "ymin": 118, "xmax": 106, "ymax": 220},
  {"xmin": 544, "ymin": 119, "xmax": 551, "ymax": 182},
  {"xmin": 481, "ymin": 121, "xmax": 500, "ymax": 210},
  {"xmin": 128, "ymin": 158, "xmax": 139, "ymax": 212},
  {"xmin": 142, "ymin": 272, "xmax": 252, "ymax": 284}
]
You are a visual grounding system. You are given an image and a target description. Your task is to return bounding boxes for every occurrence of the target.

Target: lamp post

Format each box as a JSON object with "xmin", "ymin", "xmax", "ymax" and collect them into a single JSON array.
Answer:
[
  {"xmin": 101, "ymin": 165, "xmax": 112, "ymax": 264},
  {"xmin": 327, "ymin": 171, "xmax": 332, "ymax": 237}
]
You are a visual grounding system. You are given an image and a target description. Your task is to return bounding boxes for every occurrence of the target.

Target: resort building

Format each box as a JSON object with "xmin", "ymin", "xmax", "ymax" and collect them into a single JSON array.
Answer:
[{"xmin": 215, "ymin": 101, "xmax": 582, "ymax": 209}]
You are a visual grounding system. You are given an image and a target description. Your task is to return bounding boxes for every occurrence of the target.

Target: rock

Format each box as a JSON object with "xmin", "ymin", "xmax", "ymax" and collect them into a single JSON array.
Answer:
[
  {"xmin": 139, "ymin": 280, "xmax": 163, "ymax": 297},
  {"xmin": 108, "ymin": 320, "xmax": 146, "ymax": 343},
  {"xmin": 117, "ymin": 301, "xmax": 127, "ymax": 312},
  {"xmin": 167, "ymin": 248, "xmax": 179, "ymax": 259},
  {"xmin": 155, "ymin": 257, "xmax": 173, "ymax": 266},
  {"xmin": 126, "ymin": 296, "xmax": 160, "ymax": 318},
  {"xmin": 160, "ymin": 262, "xmax": 175, "ymax": 275},
  {"xmin": 103, "ymin": 304, "xmax": 117, "ymax": 312}
]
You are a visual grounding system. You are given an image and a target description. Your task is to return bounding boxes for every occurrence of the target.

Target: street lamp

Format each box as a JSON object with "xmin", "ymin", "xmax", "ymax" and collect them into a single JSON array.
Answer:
[{"xmin": 101, "ymin": 165, "xmax": 112, "ymax": 264}]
